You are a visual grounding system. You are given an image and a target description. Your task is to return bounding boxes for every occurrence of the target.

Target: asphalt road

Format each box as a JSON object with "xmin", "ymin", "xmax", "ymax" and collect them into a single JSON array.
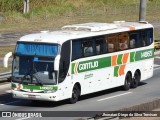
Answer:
[{"xmin": 0, "ymin": 57, "xmax": 160, "ymax": 120}]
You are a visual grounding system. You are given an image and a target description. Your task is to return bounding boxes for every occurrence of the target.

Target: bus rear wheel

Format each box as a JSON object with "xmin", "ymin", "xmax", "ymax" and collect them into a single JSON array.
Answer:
[
  {"xmin": 131, "ymin": 71, "xmax": 140, "ymax": 88},
  {"xmin": 69, "ymin": 85, "xmax": 80, "ymax": 104},
  {"xmin": 123, "ymin": 73, "xmax": 132, "ymax": 90}
]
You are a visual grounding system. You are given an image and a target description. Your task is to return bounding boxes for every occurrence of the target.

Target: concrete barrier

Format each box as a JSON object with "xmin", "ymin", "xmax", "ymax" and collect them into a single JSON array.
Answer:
[{"xmin": 119, "ymin": 98, "xmax": 160, "ymax": 111}]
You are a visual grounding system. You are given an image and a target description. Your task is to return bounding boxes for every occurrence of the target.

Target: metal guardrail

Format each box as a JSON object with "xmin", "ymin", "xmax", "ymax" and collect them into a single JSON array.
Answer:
[{"xmin": 0, "ymin": 72, "xmax": 11, "ymax": 79}]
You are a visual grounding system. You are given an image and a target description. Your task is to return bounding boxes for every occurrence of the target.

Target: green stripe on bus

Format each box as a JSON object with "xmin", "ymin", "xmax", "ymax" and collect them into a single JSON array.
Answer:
[
  {"xmin": 23, "ymin": 85, "xmax": 58, "ymax": 91},
  {"xmin": 130, "ymin": 52, "xmax": 135, "ymax": 62},
  {"xmin": 71, "ymin": 63, "xmax": 76, "ymax": 74},
  {"xmin": 117, "ymin": 54, "xmax": 123, "ymax": 65},
  {"xmin": 114, "ymin": 66, "xmax": 119, "ymax": 77},
  {"xmin": 11, "ymin": 83, "xmax": 16, "ymax": 88},
  {"xmin": 71, "ymin": 48, "xmax": 154, "ymax": 74},
  {"xmin": 77, "ymin": 57, "xmax": 111, "ymax": 73},
  {"xmin": 135, "ymin": 48, "xmax": 154, "ymax": 61},
  {"xmin": 72, "ymin": 57, "xmax": 111, "ymax": 74}
]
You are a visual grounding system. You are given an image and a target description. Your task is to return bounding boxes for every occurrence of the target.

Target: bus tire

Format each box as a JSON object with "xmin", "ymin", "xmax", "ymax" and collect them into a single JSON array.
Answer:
[
  {"xmin": 131, "ymin": 70, "xmax": 140, "ymax": 88},
  {"xmin": 69, "ymin": 85, "xmax": 80, "ymax": 104},
  {"xmin": 123, "ymin": 72, "xmax": 132, "ymax": 90}
]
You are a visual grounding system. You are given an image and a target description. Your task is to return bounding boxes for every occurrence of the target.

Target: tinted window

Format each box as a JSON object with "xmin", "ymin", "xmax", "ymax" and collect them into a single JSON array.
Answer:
[
  {"xmin": 107, "ymin": 34, "xmax": 118, "ymax": 52},
  {"xmin": 59, "ymin": 41, "xmax": 71, "ymax": 83},
  {"xmin": 71, "ymin": 28, "xmax": 153, "ymax": 60},
  {"xmin": 72, "ymin": 36, "xmax": 106, "ymax": 60},
  {"xmin": 141, "ymin": 31, "xmax": 146, "ymax": 47},
  {"xmin": 139, "ymin": 29, "xmax": 153, "ymax": 47},
  {"xmin": 95, "ymin": 36, "xmax": 106, "ymax": 55},
  {"xmin": 118, "ymin": 32, "xmax": 129, "ymax": 50},
  {"xmin": 83, "ymin": 39, "xmax": 94, "ymax": 57},
  {"xmin": 129, "ymin": 28, "xmax": 153, "ymax": 49},
  {"xmin": 72, "ymin": 40, "xmax": 83, "ymax": 60},
  {"xmin": 16, "ymin": 42, "xmax": 59, "ymax": 56},
  {"xmin": 146, "ymin": 29, "xmax": 153, "ymax": 46},
  {"xmin": 129, "ymin": 32, "xmax": 140, "ymax": 48}
]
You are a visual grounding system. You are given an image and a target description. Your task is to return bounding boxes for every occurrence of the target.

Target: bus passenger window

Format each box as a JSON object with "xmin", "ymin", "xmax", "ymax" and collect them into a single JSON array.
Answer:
[
  {"xmin": 130, "ymin": 39, "xmax": 135, "ymax": 48},
  {"xmin": 72, "ymin": 40, "xmax": 83, "ymax": 60},
  {"xmin": 108, "ymin": 43, "xmax": 114, "ymax": 52},
  {"xmin": 95, "ymin": 38, "xmax": 104, "ymax": 55},
  {"xmin": 96, "ymin": 44, "xmax": 100, "ymax": 54},
  {"xmin": 107, "ymin": 34, "xmax": 118, "ymax": 52},
  {"xmin": 146, "ymin": 29, "xmax": 153, "ymax": 46},
  {"xmin": 141, "ymin": 31, "xmax": 146, "ymax": 47},
  {"xmin": 105, "ymin": 39, "xmax": 108, "ymax": 53},
  {"xmin": 118, "ymin": 32, "xmax": 129, "ymax": 50},
  {"xmin": 129, "ymin": 33, "xmax": 138, "ymax": 48},
  {"xmin": 83, "ymin": 40, "xmax": 94, "ymax": 57}
]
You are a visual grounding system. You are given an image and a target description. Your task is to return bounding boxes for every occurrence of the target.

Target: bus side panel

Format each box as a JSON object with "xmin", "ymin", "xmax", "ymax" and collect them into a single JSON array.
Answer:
[
  {"xmin": 140, "ymin": 59, "xmax": 154, "ymax": 81},
  {"xmin": 56, "ymin": 76, "xmax": 74, "ymax": 101},
  {"xmin": 71, "ymin": 60, "xmax": 126, "ymax": 96}
]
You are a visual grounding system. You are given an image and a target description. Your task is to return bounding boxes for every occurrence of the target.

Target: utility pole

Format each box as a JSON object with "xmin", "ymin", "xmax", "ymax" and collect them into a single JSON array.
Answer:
[
  {"xmin": 139, "ymin": 0, "xmax": 147, "ymax": 21},
  {"xmin": 23, "ymin": 0, "xmax": 29, "ymax": 14}
]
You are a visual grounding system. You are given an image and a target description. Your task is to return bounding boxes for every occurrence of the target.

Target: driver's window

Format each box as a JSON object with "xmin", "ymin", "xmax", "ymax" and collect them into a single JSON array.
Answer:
[{"xmin": 58, "ymin": 41, "xmax": 71, "ymax": 83}]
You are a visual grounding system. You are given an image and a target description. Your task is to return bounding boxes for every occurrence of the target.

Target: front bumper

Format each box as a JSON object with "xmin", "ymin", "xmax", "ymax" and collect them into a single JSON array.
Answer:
[{"xmin": 12, "ymin": 90, "xmax": 58, "ymax": 101}]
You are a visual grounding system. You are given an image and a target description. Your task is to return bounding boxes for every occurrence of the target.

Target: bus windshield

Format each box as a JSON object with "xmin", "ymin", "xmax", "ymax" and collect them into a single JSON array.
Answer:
[{"xmin": 12, "ymin": 42, "xmax": 60, "ymax": 85}]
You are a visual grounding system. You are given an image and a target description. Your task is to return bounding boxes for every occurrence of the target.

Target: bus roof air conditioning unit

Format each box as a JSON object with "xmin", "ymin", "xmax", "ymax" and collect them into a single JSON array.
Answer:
[{"xmin": 62, "ymin": 22, "xmax": 118, "ymax": 32}]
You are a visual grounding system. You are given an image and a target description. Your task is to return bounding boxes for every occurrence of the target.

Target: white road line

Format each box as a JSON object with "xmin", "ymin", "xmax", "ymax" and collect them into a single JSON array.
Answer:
[
  {"xmin": 154, "ymin": 67, "xmax": 160, "ymax": 70},
  {"xmin": 155, "ymin": 56, "xmax": 160, "ymax": 59},
  {"xmin": 97, "ymin": 92, "xmax": 132, "ymax": 102},
  {"xmin": 154, "ymin": 64, "xmax": 160, "ymax": 67},
  {"xmin": 15, "ymin": 117, "xmax": 31, "ymax": 120},
  {"xmin": 0, "ymin": 100, "xmax": 21, "ymax": 105}
]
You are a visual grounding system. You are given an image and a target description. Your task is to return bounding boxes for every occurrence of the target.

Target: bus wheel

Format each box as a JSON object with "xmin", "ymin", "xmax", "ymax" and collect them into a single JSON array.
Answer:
[
  {"xmin": 69, "ymin": 85, "xmax": 80, "ymax": 104},
  {"xmin": 123, "ymin": 73, "xmax": 132, "ymax": 90},
  {"xmin": 131, "ymin": 71, "xmax": 140, "ymax": 88}
]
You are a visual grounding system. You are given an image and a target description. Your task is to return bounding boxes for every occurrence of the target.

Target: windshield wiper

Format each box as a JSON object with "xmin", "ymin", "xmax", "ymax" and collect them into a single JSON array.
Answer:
[
  {"xmin": 22, "ymin": 68, "xmax": 43, "ymax": 86},
  {"xmin": 32, "ymin": 73, "xmax": 44, "ymax": 86},
  {"xmin": 21, "ymin": 68, "xmax": 32, "ymax": 83}
]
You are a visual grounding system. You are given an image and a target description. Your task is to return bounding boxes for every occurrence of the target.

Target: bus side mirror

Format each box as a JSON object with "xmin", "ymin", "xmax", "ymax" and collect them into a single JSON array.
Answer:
[
  {"xmin": 54, "ymin": 55, "xmax": 60, "ymax": 71},
  {"xmin": 3, "ymin": 52, "xmax": 13, "ymax": 68}
]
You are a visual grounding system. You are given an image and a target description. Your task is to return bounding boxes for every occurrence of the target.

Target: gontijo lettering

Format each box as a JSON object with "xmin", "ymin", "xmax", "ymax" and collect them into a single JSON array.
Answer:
[{"xmin": 79, "ymin": 61, "xmax": 98, "ymax": 71}]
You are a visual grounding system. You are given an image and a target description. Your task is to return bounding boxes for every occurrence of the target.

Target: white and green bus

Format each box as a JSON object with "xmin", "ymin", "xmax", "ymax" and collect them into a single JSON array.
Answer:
[{"xmin": 4, "ymin": 21, "xmax": 154, "ymax": 103}]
